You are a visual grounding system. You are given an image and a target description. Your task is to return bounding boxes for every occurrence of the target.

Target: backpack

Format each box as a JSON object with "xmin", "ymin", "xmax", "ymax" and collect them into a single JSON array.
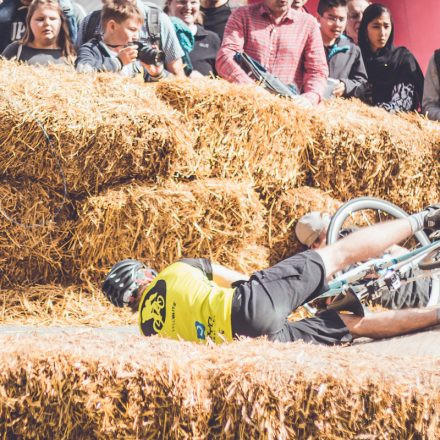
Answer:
[
  {"xmin": 434, "ymin": 49, "xmax": 440, "ymax": 79},
  {"xmin": 84, "ymin": 5, "xmax": 161, "ymax": 47}
]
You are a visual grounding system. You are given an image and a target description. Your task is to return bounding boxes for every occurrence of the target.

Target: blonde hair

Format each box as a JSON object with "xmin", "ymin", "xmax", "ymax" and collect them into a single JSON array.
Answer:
[
  {"xmin": 101, "ymin": 0, "xmax": 143, "ymax": 29},
  {"xmin": 20, "ymin": 0, "xmax": 76, "ymax": 58}
]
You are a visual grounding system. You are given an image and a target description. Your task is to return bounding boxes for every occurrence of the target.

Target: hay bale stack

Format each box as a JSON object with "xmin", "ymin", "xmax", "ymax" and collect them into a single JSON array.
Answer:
[
  {"xmin": 308, "ymin": 99, "xmax": 439, "ymax": 212},
  {"xmin": 268, "ymin": 186, "xmax": 341, "ymax": 265},
  {"xmin": 1, "ymin": 333, "xmax": 439, "ymax": 439},
  {"xmin": 0, "ymin": 180, "xmax": 73, "ymax": 287},
  {"xmin": 69, "ymin": 179, "xmax": 268, "ymax": 283},
  {"xmin": 0, "ymin": 284, "xmax": 134, "ymax": 326},
  {"xmin": 0, "ymin": 62, "xmax": 203, "ymax": 196},
  {"xmin": 155, "ymin": 78, "xmax": 310, "ymax": 200},
  {"xmin": 399, "ymin": 112, "xmax": 440, "ymax": 189}
]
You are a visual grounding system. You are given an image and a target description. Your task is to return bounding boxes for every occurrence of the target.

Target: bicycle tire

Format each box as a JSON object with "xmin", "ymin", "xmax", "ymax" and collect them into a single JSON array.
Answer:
[
  {"xmin": 418, "ymin": 249, "xmax": 440, "ymax": 271},
  {"xmin": 326, "ymin": 197, "xmax": 440, "ymax": 306},
  {"xmin": 327, "ymin": 197, "xmax": 431, "ymax": 247}
]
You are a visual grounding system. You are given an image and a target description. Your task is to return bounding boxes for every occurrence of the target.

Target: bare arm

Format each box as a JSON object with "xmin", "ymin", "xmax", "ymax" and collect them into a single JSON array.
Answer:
[
  {"xmin": 316, "ymin": 218, "xmax": 412, "ymax": 279},
  {"xmin": 211, "ymin": 263, "xmax": 248, "ymax": 288},
  {"xmin": 165, "ymin": 57, "xmax": 185, "ymax": 77}
]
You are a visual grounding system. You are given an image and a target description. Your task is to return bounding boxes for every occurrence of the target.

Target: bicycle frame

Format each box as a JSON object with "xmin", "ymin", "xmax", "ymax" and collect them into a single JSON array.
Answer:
[{"xmin": 303, "ymin": 239, "xmax": 440, "ymax": 315}]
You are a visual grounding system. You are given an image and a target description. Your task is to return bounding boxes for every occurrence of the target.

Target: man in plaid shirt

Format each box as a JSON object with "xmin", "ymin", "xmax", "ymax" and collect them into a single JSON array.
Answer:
[{"xmin": 216, "ymin": 0, "xmax": 328, "ymax": 105}]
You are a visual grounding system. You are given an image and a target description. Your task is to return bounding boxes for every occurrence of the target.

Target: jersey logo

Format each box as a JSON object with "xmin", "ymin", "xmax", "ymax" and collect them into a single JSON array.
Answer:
[
  {"xmin": 140, "ymin": 279, "xmax": 166, "ymax": 336},
  {"xmin": 195, "ymin": 321, "xmax": 206, "ymax": 340}
]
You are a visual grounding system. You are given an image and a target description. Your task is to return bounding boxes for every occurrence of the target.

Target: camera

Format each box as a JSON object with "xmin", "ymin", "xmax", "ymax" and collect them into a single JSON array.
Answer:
[{"xmin": 132, "ymin": 40, "xmax": 165, "ymax": 66}]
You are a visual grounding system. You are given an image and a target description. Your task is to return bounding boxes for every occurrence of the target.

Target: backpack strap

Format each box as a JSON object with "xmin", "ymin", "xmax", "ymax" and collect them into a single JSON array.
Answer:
[
  {"xmin": 434, "ymin": 49, "xmax": 440, "ymax": 80},
  {"xmin": 84, "ymin": 10, "xmax": 101, "ymax": 43},
  {"xmin": 147, "ymin": 6, "xmax": 161, "ymax": 48}
]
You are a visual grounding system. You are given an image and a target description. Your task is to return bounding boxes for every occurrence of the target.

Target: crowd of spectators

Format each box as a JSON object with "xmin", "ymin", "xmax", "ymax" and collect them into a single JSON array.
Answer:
[{"xmin": 0, "ymin": 0, "xmax": 439, "ymax": 119}]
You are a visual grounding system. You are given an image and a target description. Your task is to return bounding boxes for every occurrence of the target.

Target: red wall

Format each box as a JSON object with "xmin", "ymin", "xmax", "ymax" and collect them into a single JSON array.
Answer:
[{"xmin": 306, "ymin": 0, "xmax": 440, "ymax": 72}]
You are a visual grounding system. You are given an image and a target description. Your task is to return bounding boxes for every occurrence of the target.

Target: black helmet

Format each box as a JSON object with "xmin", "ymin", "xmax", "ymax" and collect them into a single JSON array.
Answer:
[{"xmin": 102, "ymin": 259, "xmax": 157, "ymax": 307}]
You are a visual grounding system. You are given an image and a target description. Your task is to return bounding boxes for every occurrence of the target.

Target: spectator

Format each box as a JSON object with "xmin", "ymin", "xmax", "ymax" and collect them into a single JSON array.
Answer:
[
  {"xmin": 77, "ymin": 0, "xmax": 185, "ymax": 77},
  {"xmin": 422, "ymin": 50, "xmax": 440, "ymax": 121},
  {"xmin": 292, "ymin": 0, "xmax": 309, "ymax": 11},
  {"xmin": 200, "ymin": 0, "xmax": 231, "ymax": 42},
  {"xmin": 0, "ymin": 0, "xmax": 81, "ymax": 51},
  {"xmin": 75, "ymin": 0, "xmax": 164, "ymax": 80},
  {"xmin": 357, "ymin": 3, "xmax": 424, "ymax": 113},
  {"xmin": 248, "ymin": 0, "xmax": 309, "ymax": 13},
  {"xmin": 345, "ymin": 0, "xmax": 369, "ymax": 44},
  {"xmin": 216, "ymin": 0, "xmax": 328, "ymax": 106},
  {"xmin": 317, "ymin": 0, "xmax": 367, "ymax": 98},
  {"xmin": 164, "ymin": 0, "xmax": 220, "ymax": 76},
  {"xmin": 1, "ymin": 0, "xmax": 75, "ymax": 65}
]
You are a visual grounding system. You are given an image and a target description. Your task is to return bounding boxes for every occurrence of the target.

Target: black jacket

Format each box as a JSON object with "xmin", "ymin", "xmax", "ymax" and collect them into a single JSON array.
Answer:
[{"xmin": 189, "ymin": 25, "xmax": 221, "ymax": 76}]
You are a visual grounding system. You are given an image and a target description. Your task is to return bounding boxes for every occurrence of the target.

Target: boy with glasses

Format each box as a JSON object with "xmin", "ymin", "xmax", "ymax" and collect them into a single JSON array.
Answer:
[{"xmin": 317, "ymin": 0, "xmax": 367, "ymax": 98}]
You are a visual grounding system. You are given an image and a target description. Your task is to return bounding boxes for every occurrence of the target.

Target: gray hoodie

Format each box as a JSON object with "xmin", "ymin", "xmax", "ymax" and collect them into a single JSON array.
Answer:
[
  {"xmin": 422, "ymin": 54, "xmax": 440, "ymax": 121},
  {"xmin": 325, "ymin": 35, "xmax": 368, "ymax": 97}
]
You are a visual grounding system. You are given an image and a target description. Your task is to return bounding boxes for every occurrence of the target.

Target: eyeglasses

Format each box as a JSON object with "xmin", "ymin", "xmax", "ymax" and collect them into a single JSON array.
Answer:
[{"xmin": 322, "ymin": 14, "xmax": 347, "ymax": 24}]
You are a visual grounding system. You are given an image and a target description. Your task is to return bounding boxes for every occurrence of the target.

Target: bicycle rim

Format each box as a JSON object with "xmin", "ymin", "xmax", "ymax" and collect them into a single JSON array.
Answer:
[{"xmin": 327, "ymin": 197, "xmax": 431, "ymax": 247}]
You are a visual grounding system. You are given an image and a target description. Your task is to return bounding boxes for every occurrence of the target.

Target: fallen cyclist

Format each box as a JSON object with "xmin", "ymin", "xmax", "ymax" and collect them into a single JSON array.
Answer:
[{"xmin": 102, "ymin": 206, "xmax": 440, "ymax": 345}]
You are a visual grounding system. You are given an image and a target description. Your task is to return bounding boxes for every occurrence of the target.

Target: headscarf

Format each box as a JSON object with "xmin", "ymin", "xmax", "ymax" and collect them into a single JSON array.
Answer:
[{"xmin": 358, "ymin": 3, "xmax": 424, "ymax": 109}]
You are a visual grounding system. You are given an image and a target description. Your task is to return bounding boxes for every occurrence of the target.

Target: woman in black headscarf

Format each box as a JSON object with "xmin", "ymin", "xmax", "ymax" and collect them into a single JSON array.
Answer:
[{"xmin": 357, "ymin": 3, "xmax": 424, "ymax": 113}]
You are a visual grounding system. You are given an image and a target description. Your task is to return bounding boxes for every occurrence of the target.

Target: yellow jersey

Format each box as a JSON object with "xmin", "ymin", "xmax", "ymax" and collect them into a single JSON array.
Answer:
[{"xmin": 138, "ymin": 258, "xmax": 234, "ymax": 343}]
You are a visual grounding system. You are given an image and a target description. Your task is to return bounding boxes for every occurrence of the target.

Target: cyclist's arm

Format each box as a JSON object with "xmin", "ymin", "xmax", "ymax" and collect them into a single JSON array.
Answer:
[
  {"xmin": 180, "ymin": 258, "xmax": 248, "ymax": 287},
  {"xmin": 212, "ymin": 263, "xmax": 249, "ymax": 288}
]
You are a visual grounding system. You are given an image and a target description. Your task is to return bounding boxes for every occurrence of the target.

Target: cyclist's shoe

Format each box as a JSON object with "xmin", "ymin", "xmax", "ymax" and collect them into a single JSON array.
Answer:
[{"xmin": 423, "ymin": 204, "xmax": 440, "ymax": 230}]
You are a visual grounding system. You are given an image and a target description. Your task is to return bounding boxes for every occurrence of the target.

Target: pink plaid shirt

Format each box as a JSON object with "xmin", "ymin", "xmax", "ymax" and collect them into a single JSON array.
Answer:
[{"xmin": 216, "ymin": 4, "xmax": 328, "ymax": 104}]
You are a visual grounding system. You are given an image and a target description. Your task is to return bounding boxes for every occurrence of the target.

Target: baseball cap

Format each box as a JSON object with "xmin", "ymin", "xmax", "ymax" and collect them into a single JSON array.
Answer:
[{"xmin": 295, "ymin": 211, "xmax": 331, "ymax": 247}]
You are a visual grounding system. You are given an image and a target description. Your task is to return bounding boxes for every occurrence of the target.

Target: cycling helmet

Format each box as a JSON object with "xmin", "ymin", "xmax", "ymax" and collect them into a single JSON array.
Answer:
[{"xmin": 102, "ymin": 259, "xmax": 157, "ymax": 307}]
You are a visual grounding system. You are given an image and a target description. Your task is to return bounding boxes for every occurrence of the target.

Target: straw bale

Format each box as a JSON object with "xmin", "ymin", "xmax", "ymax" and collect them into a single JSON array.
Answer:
[
  {"xmin": 308, "ymin": 99, "xmax": 439, "ymax": 212},
  {"xmin": 1, "ymin": 333, "xmax": 440, "ymax": 439},
  {"xmin": 399, "ymin": 112, "xmax": 440, "ymax": 191},
  {"xmin": 155, "ymin": 78, "xmax": 310, "ymax": 199},
  {"xmin": 267, "ymin": 186, "xmax": 341, "ymax": 265},
  {"xmin": 69, "ymin": 179, "xmax": 267, "ymax": 284},
  {"xmin": 0, "ymin": 179, "xmax": 73, "ymax": 287},
  {"xmin": 0, "ymin": 284, "xmax": 134, "ymax": 326},
  {"xmin": 0, "ymin": 61, "xmax": 203, "ymax": 196}
]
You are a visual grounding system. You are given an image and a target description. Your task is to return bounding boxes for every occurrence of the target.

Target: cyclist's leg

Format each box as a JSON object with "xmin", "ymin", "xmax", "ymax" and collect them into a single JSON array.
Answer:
[
  {"xmin": 339, "ymin": 308, "xmax": 439, "ymax": 340},
  {"xmin": 375, "ymin": 272, "xmax": 431, "ymax": 309},
  {"xmin": 317, "ymin": 218, "xmax": 413, "ymax": 278},
  {"xmin": 231, "ymin": 250, "xmax": 327, "ymax": 338}
]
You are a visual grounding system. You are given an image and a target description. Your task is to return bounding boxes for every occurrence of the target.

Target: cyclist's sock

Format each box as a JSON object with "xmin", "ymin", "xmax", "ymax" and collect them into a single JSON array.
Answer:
[{"xmin": 408, "ymin": 211, "xmax": 428, "ymax": 233}]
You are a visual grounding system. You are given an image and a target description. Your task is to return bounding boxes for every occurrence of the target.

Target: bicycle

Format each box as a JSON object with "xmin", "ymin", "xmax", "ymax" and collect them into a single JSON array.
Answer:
[{"xmin": 303, "ymin": 197, "xmax": 440, "ymax": 316}]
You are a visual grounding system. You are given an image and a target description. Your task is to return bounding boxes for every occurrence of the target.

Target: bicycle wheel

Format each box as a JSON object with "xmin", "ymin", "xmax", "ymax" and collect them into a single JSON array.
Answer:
[
  {"xmin": 326, "ymin": 197, "xmax": 439, "ymax": 306},
  {"xmin": 327, "ymin": 197, "xmax": 431, "ymax": 248}
]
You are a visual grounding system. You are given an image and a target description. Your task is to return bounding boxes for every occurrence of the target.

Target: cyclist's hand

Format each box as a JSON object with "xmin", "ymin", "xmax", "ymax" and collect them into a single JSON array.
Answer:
[{"xmin": 118, "ymin": 46, "xmax": 138, "ymax": 66}]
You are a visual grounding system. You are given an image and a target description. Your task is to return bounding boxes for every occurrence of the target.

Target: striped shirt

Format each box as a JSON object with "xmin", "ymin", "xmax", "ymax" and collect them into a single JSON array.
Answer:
[{"xmin": 216, "ymin": 4, "xmax": 328, "ymax": 104}]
